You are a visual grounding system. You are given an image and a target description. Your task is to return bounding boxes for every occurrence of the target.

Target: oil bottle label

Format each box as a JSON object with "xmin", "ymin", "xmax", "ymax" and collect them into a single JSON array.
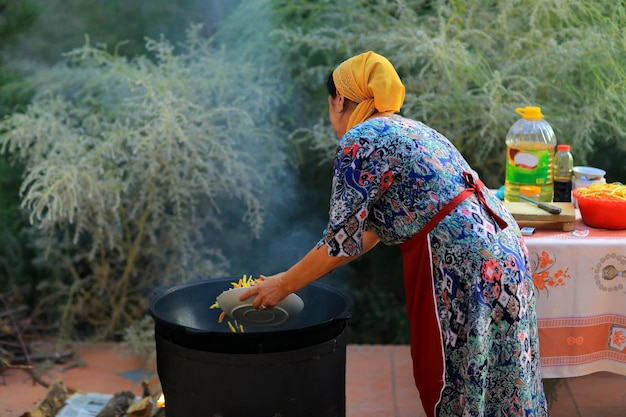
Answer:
[{"xmin": 506, "ymin": 146, "xmax": 551, "ymax": 184}]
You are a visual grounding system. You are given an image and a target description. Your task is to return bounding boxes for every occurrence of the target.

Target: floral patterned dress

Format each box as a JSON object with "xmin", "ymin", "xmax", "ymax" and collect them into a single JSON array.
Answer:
[{"xmin": 320, "ymin": 116, "xmax": 549, "ymax": 417}]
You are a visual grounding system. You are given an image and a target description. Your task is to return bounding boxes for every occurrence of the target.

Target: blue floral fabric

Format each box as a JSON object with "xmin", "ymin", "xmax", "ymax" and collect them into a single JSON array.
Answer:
[{"xmin": 320, "ymin": 116, "xmax": 549, "ymax": 416}]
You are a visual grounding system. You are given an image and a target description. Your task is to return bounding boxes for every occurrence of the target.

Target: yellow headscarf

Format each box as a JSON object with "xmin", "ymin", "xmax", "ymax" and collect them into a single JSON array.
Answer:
[{"xmin": 332, "ymin": 51, "xmax": 405, "ymax": 131}]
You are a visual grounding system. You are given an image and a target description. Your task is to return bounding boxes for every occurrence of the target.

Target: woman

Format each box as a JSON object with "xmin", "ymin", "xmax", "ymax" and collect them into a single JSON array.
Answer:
[{"xmin": 240, "ymin": 51, "xmax": 549, "ymax": 417}]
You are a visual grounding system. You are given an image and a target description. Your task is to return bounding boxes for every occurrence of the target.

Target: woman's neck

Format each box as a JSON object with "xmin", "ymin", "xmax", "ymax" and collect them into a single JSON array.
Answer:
[{"xmin": 368, "ymin": 110, "xmax": 395, "ymax": 119}]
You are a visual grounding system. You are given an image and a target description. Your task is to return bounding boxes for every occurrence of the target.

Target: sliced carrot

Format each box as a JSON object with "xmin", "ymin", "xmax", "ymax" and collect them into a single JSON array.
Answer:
[{"xmin": 577, "ymin": 183, "xmax": 626, "ymax": 200}]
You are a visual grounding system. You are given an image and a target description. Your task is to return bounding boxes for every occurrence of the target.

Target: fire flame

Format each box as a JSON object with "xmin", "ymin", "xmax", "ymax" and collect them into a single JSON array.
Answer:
[{"xmin": 157, "ymin": 393, "xmax": 165, "ymax": 408}]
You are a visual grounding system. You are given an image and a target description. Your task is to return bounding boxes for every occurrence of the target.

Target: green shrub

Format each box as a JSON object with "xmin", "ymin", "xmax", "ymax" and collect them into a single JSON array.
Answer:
[
  {"xmin": 0, "ymin": 25, "xmax": 288, "ymax": 339},
  {"xmin": 263, "ymin": 0, "xmax": 626, "ymax": 342},
  {"xmin": 272, "ymin": 0, "xmax": 626, "ymax": 184},
  {"xmin": 4, "ymin": 0, "xmax": 626, "ymax": 344}
]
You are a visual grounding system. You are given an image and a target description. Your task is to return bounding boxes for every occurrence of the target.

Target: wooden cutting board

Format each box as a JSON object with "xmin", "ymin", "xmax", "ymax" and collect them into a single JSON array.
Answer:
[{"xmin": 503, "ymin": 202, "xmax": 576, "ymax": 231}]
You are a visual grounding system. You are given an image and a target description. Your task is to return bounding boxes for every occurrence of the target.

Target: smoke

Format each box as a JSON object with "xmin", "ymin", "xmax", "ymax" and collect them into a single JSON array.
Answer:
[{"xmin": 208, "ymin": 0, "xmax": 344, "ymax": 282}]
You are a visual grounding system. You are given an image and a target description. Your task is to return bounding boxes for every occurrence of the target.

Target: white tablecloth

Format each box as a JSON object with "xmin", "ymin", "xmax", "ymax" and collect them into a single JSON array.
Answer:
[{"xmin": 524, "ymin": 213, "xmax": 626, "ymax": 378}]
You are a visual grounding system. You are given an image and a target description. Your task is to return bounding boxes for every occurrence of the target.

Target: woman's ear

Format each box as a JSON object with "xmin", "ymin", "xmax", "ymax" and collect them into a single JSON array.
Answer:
[
  {"xmin": 337, "ymin": 92, "xmax": 346, "ymax": 111},
  {"xmin": 329, "ymin": 92, "xmax": 345, "ymax": 114}
]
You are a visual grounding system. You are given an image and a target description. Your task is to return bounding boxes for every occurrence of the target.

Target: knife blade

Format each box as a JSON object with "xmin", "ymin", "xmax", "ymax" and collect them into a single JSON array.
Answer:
[{"xmin": 517, "ymin": 195, "xmax": 562, "ymax": 215}]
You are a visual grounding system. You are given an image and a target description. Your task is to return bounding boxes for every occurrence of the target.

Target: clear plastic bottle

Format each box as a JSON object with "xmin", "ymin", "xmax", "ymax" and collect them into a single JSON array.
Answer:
[
  {"xmin": 504, "ymin": 106, "xmax": 557, "ymax": 202},
  {"xmin": 520, "ymin": 185, "xmax": 541, "ymax": 202},
  {"xmin": 553, "ymin": 144, "xmax": 573, "ymax": 202}
]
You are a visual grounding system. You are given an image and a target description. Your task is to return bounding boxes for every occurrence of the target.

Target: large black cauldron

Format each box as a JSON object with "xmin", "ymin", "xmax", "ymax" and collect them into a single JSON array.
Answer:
[{"xmin": 149, "ymin": 277, "xmax": 352, "ymax": 417}]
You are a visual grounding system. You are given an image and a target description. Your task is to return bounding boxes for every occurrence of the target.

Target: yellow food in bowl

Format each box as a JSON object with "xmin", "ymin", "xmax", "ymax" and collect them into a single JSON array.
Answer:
[
  {"xmin": 575, "ymin": 182, "xmax": 626, "ymax": 200},
  {"xmin": 573, "ymin": 183, "xmax": 626, "ymax": 230}
]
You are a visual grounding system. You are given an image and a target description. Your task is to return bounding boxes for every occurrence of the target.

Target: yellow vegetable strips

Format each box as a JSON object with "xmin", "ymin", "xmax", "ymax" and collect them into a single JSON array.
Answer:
[
  {"xmin": 214, "ymin": 274, "xmax": 257, "ymax": 333},
  {"xmin": 577, "ymin": 183, "xmax": 626, "ymax": 201}
]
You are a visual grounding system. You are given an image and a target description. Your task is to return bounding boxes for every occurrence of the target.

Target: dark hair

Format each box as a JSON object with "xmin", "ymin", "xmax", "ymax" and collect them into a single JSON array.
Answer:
[{"xmin": 326, "ymin": 71, "xmax": 337, "ymax": 98}]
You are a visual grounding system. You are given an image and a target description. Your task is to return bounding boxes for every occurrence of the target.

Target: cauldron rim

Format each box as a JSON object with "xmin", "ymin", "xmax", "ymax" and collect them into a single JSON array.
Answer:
[{"xmin": 149, "ymin": 277, "xmax": 352, "ymax": 352}]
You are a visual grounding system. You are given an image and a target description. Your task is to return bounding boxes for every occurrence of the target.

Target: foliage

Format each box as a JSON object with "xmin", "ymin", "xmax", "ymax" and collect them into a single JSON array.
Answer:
[
  {"xmin": 4, "ymin": 0, "xmax": 239, "ymax": 64},
  {"xmin": 0, "ymin": 25, "xmax": 288, "ymax": 339},
  {"xmin": 0, "ymin": 158, "xmax": 37, "ymax": 288},
  {"xmin": 345, "ymin": 245, "xmax": 410, "ymax": 344},
  {"xmin": 120, "ymin": 315, "xmax": 156, "ymax": 368},
  {"xmin": 271, "ymin": 0, "xmax": 626, "ymax": 185},
  {"xmin": 0, "ymin": 0, "xmax": 38, "ymax": 43},
  {"xmin": 4, "ymin": 0, "xmax": 626, "ymax": 345},
  {"xmin": 255, "ymin": 0, "xmax": 626, "ymax": 342},
  {"xmin": 0, "ymin": 0, "xmax": 42, "ymax": 294},
  {"xmin": 254, "ymin": 0, "xmax": 626, "ymax": 342}
]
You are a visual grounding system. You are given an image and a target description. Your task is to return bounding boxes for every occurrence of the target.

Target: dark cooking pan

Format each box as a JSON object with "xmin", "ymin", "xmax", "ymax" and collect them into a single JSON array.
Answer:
[{"xmin": 149, "ymin": 277, "xmax": 352, "ymax": 354}]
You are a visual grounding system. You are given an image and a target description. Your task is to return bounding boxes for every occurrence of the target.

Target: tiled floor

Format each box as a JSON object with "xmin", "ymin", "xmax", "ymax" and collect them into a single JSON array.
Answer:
[{"xmin": 1, "ymin": 342, "xmax": 625, "ymax": 417}]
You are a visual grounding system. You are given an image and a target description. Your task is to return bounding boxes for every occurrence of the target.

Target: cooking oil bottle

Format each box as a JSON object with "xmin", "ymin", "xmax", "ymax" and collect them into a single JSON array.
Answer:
[{"xmin": 504, "ymin": 106, "xmax": 556, "ymax": 202}]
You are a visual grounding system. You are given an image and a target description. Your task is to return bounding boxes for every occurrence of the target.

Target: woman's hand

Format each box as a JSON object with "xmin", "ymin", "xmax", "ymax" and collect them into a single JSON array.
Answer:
[
  {"xmin": 238, "ymin": 273, "xmax": 290, "ymax": 310},
  {"xmin": 238, "ymin": 231, "xmax": 380, "ymax": 310}
]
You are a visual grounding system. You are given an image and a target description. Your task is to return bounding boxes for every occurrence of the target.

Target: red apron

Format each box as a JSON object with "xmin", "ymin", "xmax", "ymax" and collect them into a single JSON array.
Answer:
[{"xmin": 399, "ymin": 172, "xmax": 507, "ymax": 417}]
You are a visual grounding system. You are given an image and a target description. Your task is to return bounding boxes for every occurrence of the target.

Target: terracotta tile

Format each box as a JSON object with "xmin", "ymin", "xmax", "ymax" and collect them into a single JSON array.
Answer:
[
  {"xmin": 566, "ymin": 372, "xmax": 626, "ymax": 408},
  {"xmin": 0, "ymin": 377, "xmax": 49, "ymax": 417},
  {"xmin": 346, "ymin": 344, "xmax": 394, "ymax": 410},
  {"xmin": 547, "ymin": 398, "xmax": 580, "ymax": 417},
  {"xmin": 547, "ymin": 406, "xmax": 580, "ymax": 417},
  {"xmin": 391, "ymin": 345, "xmax": 422, "ymax": 410},
  {"xmin": 544, "ymin": 378, "xmax": 576, "ymax": 414},
  {"xmin": 347, "ymin": 379, "xmax": 394, "ymax": 406},
  {"xmin": 346, "ymin": 345, "xmax": 424, "ymax": 416},
  {"xmin": 347, "ymin": 344, "xmax": 393, "ymax": 376},
  {"xmin": 3, "ymin": 342, "xmax": 626, "ymax": 417},
  {"xmin": 396, "ymin": 406, "xmax": 428, "ymax": 417},
  {"xmin": 575, "ymin": 407, "xmax": 626, "ymax": 417},
  {"xmin": 393, "ymin": 386, "xmax": 422, "ymax": 411},
  {"xmin": 0, "ymin": 342, "xmax": 158, "ymax": 417},
  {"xmin": 347, "ymin": 405, "xmax": 396, "ymax": 417}
]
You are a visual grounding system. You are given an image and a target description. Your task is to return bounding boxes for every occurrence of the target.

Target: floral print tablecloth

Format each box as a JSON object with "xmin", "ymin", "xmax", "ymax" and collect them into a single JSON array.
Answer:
[{"xmin": 525, "ymin": 214, "xmax": 626, "ymax": 378}]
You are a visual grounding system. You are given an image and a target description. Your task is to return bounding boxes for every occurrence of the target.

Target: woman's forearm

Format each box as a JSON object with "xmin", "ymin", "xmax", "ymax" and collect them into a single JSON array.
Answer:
[
  {"xmin": 240, "ymin": 230, "xmax": 380, "ymax": 307},
  {"xmin": 281, "ymin": 230, "xmax": 380, "ymax": 293}
]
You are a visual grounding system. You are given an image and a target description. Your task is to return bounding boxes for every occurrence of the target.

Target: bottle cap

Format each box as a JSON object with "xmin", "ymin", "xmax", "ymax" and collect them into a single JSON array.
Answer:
[
  {"xmin": 515, "ymin": 106, "xmax": 544, "ymax": 120},
  {"xmin": 557, "ymin": 144, "xmax": 571, "ymax": 152},
  {"xmin": 520, "ymin": 185, "xmax": 541, "ymax": 196}
]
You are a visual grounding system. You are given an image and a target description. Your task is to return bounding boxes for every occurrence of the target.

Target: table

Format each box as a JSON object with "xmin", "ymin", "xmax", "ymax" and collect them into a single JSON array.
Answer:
[{"xmin": 523, "ymin": 213, "xmax": 626, "ymax": 378}]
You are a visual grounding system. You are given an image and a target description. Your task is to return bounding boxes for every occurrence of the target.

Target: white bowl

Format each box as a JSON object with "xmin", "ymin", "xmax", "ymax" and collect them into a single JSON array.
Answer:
[
  {"xmin": 572, "ymin": 166, "xmax": 606, "ymax": 181},
  {"xmin": 216, "ymin": 286, "xmax": 304, "ymax": 326}
]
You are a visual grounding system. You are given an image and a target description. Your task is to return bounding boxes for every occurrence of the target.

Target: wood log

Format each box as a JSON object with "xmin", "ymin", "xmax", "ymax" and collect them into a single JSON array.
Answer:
[
  {"xmin": 95, "ymin": 390, "xmax": 136, "ymax": 417},
  {"xmin": 10, "ymin": 350, "xmax": 74, "ymax": 365},
  {"xmin": 127, "ymin": 396, "xmax": 152, "ymax": 417},
  {"xmin": 141, "ymin": 380, "xmax": 151, "ymax": 398},
  {"xmin": 20, "ymin": 380, "xmax": 67, "ymax": 417}
]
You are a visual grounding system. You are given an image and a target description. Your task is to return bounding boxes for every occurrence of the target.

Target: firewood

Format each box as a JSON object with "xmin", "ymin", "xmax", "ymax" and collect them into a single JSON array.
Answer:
[
  {"xmin": 141, "ymin": 380, "xmax": 151, "ymax": 398},
  {"xmin": 20, "ymin": 380, "xmax": 67, "ymax": 417},
  {"xmin": 95, "ymin": 390, "xmax": 136, "ymax": 417},
  {"xmin": 10, "ymin": 350, "xmax": 74, "ymax": 365},
  {"xmin": 127, "ymin": 396, "xmax": 152, "ymax": 417}
]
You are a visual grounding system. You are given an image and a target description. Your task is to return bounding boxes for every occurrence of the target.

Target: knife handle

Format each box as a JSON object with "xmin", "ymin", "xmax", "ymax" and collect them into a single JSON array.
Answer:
[{"xmin": 537, "ymin": 202, "xmax": 562, "ymax": 215}]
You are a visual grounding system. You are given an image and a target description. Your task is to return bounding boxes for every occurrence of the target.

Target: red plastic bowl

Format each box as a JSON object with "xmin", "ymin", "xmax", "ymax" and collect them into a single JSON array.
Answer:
[{"xmin": 573, "ymin": 188, "xmax": 626, "ymax": 230}]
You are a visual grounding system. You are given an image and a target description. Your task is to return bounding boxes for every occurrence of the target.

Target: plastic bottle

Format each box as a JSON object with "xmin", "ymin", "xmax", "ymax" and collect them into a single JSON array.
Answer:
[
  {"xmin": 520, "ymin": 185, "xmax": 541, "ymax": 202},
  {"xmin": 553, "ymin": 144, "xmax": 573, "ymax": 202},
  {"xmin": 504, "ymin": 106, "xmax": 557, "ymax": 202}
]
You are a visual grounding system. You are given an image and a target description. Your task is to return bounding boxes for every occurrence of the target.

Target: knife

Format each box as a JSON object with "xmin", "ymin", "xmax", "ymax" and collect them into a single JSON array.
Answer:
[{"xmin": 517, "ymin": 195, "xmax": 562, "ymax": 215}]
